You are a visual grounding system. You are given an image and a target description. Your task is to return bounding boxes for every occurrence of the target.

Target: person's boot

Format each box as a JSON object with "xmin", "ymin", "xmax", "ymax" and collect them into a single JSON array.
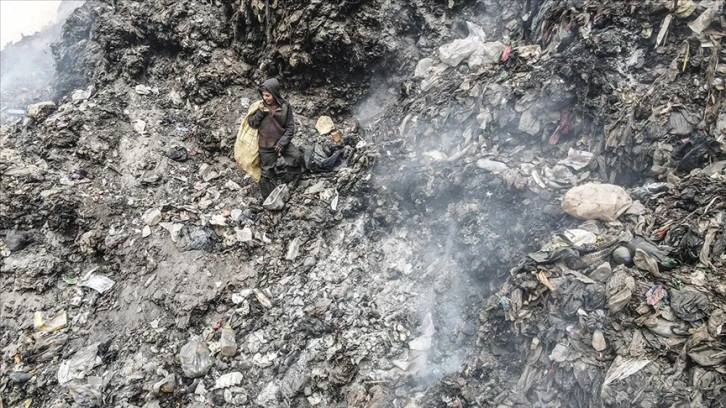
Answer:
[
  {"xmin": 284, "ymin": 159, "xmax": 304, "ymax": 190},
  {"xmin": 287, "ymin": 172, "xmax": 302, "ymax": 190},
  {"xmin": 281, "ymin": 167, "xmax": 302, "ymax": 189},
  {"xmin": 259, "ymin": 179, "xmax": 274, "ymax": 201}
]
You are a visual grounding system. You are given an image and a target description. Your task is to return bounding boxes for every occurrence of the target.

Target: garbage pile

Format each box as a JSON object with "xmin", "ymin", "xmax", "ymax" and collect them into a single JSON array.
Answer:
[
  {"xmin": 485, "ymin": 174, "xmax": 726, "ymax": 406},
  {"xmin": 366, "ymin": 0, "xmax": 726, "ymax": 405},
  {"xmin": 1, "ymin": 0, "xmax": 725, "ymax": 407}
]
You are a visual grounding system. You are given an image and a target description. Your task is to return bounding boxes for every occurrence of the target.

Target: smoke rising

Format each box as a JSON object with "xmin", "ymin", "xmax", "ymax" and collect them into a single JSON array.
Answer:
[
  {"xmin": 355, "ymin": 83, "xmax": 500, "ymax": 387},
  {"xmin": 0, "ymin": 1, "xmax": 62, "ymax": 50},
  {"xmin": 0, "ymin": 1, "xmax": 84, "ymax": 121}
]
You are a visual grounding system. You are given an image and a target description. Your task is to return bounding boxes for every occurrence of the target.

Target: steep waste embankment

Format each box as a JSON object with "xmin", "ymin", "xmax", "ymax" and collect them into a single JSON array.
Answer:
[{"xmin": 378, "ymin": 0, "xmax": 726, "ymax": 406}]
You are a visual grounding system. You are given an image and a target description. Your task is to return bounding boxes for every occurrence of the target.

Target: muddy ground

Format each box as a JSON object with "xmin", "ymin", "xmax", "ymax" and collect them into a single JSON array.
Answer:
[{"xmin": 1, "ymin": 0, "xmax": 725, "ymax": 407}]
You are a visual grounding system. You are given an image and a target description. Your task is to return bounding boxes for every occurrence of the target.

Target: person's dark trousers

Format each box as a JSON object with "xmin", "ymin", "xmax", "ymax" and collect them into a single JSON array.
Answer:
[
  {"xmin": 258, "ymin": 143, "xmax": 303, "ymax": 200},
  {"xmin": 259, "ymin": 148, "xmax": 277, "ymax": 200},
  {"xmin": 281, "ymin": 143, "xmax": 303, "ymax": 185}
]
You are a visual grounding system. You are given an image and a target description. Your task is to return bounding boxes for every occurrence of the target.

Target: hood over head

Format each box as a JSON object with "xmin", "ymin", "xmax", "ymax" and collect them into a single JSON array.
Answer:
[{"xmin": 260, "ymin": 78, "xmax": 286, "ymax": 106}]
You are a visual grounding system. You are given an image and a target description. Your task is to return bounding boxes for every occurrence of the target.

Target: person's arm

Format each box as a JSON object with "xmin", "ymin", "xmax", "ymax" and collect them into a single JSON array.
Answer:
[
  {"xmin": 247, "ymin": 108, "xmax": 266, "ymax": 129},
  {"xmin": 276, "ymin": 105, "xmax": 295, "ymax": 148}
]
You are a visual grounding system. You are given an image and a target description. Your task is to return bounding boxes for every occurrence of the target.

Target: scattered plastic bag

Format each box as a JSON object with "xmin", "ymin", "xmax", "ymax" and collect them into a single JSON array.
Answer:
[
  {"xmin": 561, "ymin": 229, "xmax": 597, "ymax": 247},
  {"xmin": 80, "ymin": 274, "xmax": 115, "ymax": 294},
  {"xmin": 688, "ymin": 344, "xmax": 726, "ymax": 367},
  {"xmin": 550, "ymin": 343, "xmax": 576, "ymax": 363},
  {"xmin": 219, "ymin": 325, "xmax": 237, "ymax": 357},
  {"xmin": 602, "ymin": 356, "xmax": 651, "ymax": 388},
  {"xmin": 592, "ymin": 330, "xmax": 607, "ymax": 351},
  {"xmin": 34, "ymin": 310, "xmax": 68, "ymax": 333},
  {"xmin": 133, "ymin": 119, "xmax": 146, "ymax": 134},
  {"xmin": 468, "ymin": 41, "xmax": 506, "ymax": 69},
  {"xmin": 606, "ymin": 269, "xmax": 635, "ymax": 313},
  {"xmin": 176, "ymin": 226, "xmax": 219, "ymax": 252},
  {"xmin": 407, "ymin": 312, "xmax": 435, "ymax": 378},
  {"xmin": 166, "ymin": 146, "xmax": 189, "ymax": 162},
  {"xmin": 646, "ymin": 283, "xmax": 668, "ymax": 309},
  {"xmin": 5, "ymin": 230, "xmax": 33, "ymax": 251},
  {"xmin": 438, "ymin": 22, "xmax": 504, "ymax": 68},
  {"xmin": 561, "ymin": 183, "xmax": 632, "ymax": 222},
  {"xmin": 213, "ymin": 372, "xmax": 244, "ymax": 390},
  {"xmin": 254, "ymin": 288, "xmax": 273, "ymax": 309},
  {"xmin": 304, "ymin": 144, "xmax": 345, "ymax": 173},
  {"xmin": 688, "ymin": 5, "xmax": 717, "ymax": 34},
  {"xmin": 633, "ymin": 249, "xmax": 661, "ymax": 277},
  {"xmin": 263, "ymin": 184, "xmax": 290, "ymax": 211},
  {"xmin": 57, "ymin": 344, "xmax": 101, "ymax": 385},
  {"xmin": 179, "ymin": 339, "xmax": 213, "ymax": 378},
  {"xmin": 408, "ymin": 312, "xmax": 435, "ymax": 352},
  {"xmin": 476, "ymin": 158, "xmax": 508, "ymax": 173},
  {"xmin": 67, "ymin": 376, "xmax": 103, "ymax": 407},
  {"xmin": 630, "ymin": 182, "xmax": 669, "ymax": 201},
  {"xmin": 627, "ymin": 236, "xmax": 676, "ymax": 268},
  {"xmin": 708, "ymin": 309, "xmax": 726, "ymax": 337},
  {"xmin": 559, "ymin": 148, "xmax": 594, "ymax": 171},
  {"xmin": 670, "ymin": 288, "xmax": 711, "ymax": 322}
]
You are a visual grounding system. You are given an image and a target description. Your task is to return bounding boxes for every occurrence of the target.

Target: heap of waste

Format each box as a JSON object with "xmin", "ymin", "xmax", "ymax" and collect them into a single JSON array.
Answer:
[{"xmin": 1, "ymin": 0, "xmax": 725, "ymax": 407}]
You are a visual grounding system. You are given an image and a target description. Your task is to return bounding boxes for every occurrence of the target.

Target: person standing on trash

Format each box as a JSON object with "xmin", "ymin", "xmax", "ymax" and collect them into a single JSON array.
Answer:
[{"xmin": 247, "ymin": 78, "xmax": 303, "ymax": 200}]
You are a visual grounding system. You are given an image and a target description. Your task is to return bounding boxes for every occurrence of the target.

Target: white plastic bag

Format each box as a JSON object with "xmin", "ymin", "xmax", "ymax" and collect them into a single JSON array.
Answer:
[
  {"xmin": 561, "ymin": 183, "xmax": 632, "ymax": 221},
  {"xmin": 179, "ymin": 339, "xmax": 212, "ymax": 378}
]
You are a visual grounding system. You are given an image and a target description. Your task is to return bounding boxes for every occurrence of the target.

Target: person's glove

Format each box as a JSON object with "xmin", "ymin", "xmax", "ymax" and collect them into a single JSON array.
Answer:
[{"xmin": 250, "ymin": 107, "xmax": 267, "ymax": 122}]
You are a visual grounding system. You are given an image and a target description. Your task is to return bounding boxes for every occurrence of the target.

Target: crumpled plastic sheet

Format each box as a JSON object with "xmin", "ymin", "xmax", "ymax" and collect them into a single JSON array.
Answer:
[
  {"xmin": 57, "ymin": 343, "xmax": 101, "ymax": 385},
  {"xmin": 670, "ymin": 288, "xmax": 711, "ymax": 322},
  {"xmin": 605, "ymin": 269, "xmax": 635, "ymax": 313},
  {"xmin": 554, "ymin": 279, "xmax": 606, "ymax": 316},
  {"xmin": 176, "ymin": 226, "xmax": 220, "ymax": 252},
  {"xmin": 4, "ymin": 230, "xmax": 34, "ymax": 251},
  {"xmin": 646, "ymin": 283, "xmax": 668, "ymax": 309},
  {"xmin": 179, "ymin": 339, "xmax": 213, "ymax": 378}
]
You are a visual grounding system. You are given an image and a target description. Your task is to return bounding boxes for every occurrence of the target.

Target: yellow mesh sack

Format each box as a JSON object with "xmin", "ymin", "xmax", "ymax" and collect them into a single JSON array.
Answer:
[{"xmin": 234, "ymin": 100, "xmax": 263, "ymax": 181}]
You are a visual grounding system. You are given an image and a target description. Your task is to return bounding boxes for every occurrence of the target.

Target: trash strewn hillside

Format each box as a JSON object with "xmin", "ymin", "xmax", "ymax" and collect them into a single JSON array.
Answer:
[{"xmin": 1, "ymin": 0, "xmax": 724, "ymax": 407}]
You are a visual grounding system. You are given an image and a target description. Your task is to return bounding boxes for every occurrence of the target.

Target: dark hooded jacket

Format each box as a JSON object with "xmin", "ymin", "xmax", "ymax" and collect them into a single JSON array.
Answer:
[{"xmin": 248, "ymin": 78, "xmax": 295, "ymax": 150}]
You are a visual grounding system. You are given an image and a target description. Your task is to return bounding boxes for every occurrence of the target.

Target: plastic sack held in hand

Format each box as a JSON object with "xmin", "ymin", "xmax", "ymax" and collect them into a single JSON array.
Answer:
[{"xmin": 234, "ymin": 101, "xmax": 263, "ymax": 181}]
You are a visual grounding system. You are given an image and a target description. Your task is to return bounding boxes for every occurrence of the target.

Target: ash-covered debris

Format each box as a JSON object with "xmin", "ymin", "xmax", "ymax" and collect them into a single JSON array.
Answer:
[
  {"xmin": 1, "ymin": 0, "xmax": 726, "ymax": 407},
  {"xmin": 390, "ymin": 0, "xmax": 726, "ymax": 406}
]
